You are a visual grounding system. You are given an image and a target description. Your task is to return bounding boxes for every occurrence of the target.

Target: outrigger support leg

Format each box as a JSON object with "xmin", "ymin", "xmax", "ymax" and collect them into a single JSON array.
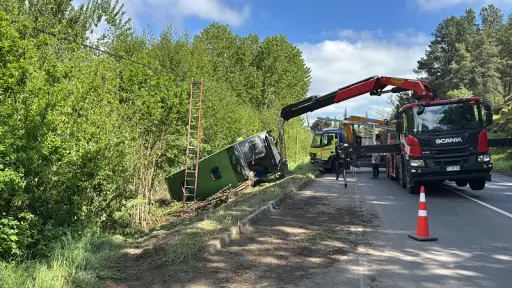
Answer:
[
  {"xmin": 343, "ymin": 145, "xmax": 348, "ymax": 188},
  {"xmin": 335, "ymin": 143, "xmax": 340, "ymax": 181},
  {"xmin": 278, "ymin": 118, "xmax": 289, "ymax": 172}
]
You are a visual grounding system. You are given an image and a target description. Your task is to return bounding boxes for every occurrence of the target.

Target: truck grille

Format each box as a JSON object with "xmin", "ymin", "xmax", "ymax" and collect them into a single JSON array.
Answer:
[
  {"xmin": 418, "ymin": 138, "xmax": 430, "ymax": 146},
  {"xmin": 431, "ymin": 147, "xmax": 469, "ymax": 156},
  {"xmin": 431, "ymin": 158, "xmax": 469, "ymax": 167}
]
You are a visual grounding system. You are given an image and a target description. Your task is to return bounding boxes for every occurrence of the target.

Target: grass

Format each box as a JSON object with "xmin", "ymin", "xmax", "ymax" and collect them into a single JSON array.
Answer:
[
  {"xmin": 490, "ymin": 148, "xmax": 512, "ymax": 171},
  {"xmin": 489, "ymin": 132, "xmax": 512, "ymax": 172},
  {"xmin": 150, "ymin": 161, "xmax": 319, "ymax": 267},
  {"xmin": 0, "ymin": 232, "xmax": 129, "ymax": 288},
  {"xmin": 0, "ymin": 161, "xmax": 319, "ymax": 288}
]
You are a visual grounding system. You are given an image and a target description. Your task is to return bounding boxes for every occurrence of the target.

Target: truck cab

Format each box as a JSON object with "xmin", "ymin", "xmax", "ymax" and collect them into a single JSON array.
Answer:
[
  {"xmin": 309, "ymin": 128, "xmax": 344, "ymax": 172},
  {"xmin": 394, "ymin": 98, "xmax": 494, "ymax": 193}
]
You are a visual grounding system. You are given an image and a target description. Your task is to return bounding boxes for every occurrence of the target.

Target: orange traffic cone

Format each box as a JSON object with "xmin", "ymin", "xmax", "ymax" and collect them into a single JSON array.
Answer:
[{"xmin": 408, "ymin": 186, "xmax": 438, "ymax": 241}]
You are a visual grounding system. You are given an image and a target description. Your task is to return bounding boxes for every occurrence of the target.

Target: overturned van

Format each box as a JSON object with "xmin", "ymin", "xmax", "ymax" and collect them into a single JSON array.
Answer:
[{"xmin": 165, "ymin": 131, "xmax": 286, "ymax": 202}]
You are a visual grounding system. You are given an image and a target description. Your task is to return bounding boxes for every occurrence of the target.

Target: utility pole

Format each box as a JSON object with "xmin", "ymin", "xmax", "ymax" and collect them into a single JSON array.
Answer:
[{"xmin": 295, "ymin": 128, "xmax": 298, "ymax": 165}]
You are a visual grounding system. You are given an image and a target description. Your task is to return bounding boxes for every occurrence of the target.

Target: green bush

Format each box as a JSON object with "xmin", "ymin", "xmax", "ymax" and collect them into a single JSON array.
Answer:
[{"xmin": 0, "ymin": 1, "xmax": 312, "ymax": 260}]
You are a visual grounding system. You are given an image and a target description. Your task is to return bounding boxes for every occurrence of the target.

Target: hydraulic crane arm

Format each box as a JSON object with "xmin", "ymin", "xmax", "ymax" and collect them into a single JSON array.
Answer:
[{"xmin": 280, "ymin": 75, "xmax": 436, "ymax": 121}]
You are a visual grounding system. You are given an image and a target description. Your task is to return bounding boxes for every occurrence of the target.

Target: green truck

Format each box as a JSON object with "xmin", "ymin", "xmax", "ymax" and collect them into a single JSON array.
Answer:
[{"xmin": 165, "ymin": 131, "xmax": 285, "ymax": 201}]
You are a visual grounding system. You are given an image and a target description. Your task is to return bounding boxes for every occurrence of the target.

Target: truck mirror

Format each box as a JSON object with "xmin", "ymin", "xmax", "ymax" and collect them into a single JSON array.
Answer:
[
  {"xmin": 384, "ymin": 119, "xmax": 389, "ymax": 125},
  {"xmin": 485, "ymin": 111, "xmax": 493, "ymax": 126},
  {"xmin": 395, "ymin": 120, "xmax": 403, "ymax": 133},
  {"xmin": 416, "ymin": 105, "xmax": 425, "ymax": 115},
  {"xmin": 394, "ymin": 112, "xmax": 400, "ymax": 120},
  {"xmin": 483, "ymin": 102, "xmax": 492, "ymax": 112}
]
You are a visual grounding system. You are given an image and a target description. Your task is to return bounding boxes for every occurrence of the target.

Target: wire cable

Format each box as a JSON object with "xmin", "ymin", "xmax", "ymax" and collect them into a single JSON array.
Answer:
[{"xmin": 35, "ymin": 28, "xmax": 171, "ymax": 75}]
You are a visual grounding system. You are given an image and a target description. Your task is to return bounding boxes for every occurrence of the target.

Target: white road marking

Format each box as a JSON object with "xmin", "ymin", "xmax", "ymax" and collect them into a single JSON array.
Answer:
[
  {"xmin": 492, "ymin": 178, "xmax": 512, "ymax": 184},
  {"xmin": 445, "ymin": 186, "xmax": 512, "ymax": 219},
  {"xmin": 354, "ymin": 170, "xmax": 368, "ymax": 288},
  {"xmin": 359, "ymin": 255, "xmax": 367, "ymax": 288}
]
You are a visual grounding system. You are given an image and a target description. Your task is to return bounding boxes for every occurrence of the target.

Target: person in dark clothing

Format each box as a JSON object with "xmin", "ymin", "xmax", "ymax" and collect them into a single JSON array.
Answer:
[{"xmin": 371, "ymin": 135, "xmax": 383, "ymax": 179}]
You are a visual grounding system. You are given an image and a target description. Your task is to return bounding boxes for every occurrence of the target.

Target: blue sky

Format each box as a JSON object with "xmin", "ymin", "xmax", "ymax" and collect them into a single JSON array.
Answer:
[{"xmin": 81, "ymin": 0, "xmax": 512, "ymax": 122}]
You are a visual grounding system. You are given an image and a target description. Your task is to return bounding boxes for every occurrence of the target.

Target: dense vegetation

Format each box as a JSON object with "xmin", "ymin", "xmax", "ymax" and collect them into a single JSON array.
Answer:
[
  {"xmin": 412, "ymin": 4, "xmax": 512, "ymax": 122},
  {"xmin": 410, "ymin": 4, "xmax": 512, "ymax": 168},
  {"xmin": 0, "ymin": 0, "xmax": 312, "ymax": 263}
]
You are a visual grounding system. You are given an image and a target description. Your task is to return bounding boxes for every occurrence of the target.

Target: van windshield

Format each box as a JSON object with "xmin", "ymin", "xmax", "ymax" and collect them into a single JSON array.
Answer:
[{"xmin": 238, "ymin": 136, "xmax": 266, "ymax": 161}]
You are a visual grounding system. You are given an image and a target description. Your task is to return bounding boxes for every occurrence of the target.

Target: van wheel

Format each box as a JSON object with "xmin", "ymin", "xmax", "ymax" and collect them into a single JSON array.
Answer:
[
  {"xmin": 469, "ymin": 178, "xmax": 486, "ymax": 191},
  {"xmin": 455, "ymin": 180, "xmax": 468, "ymax": 187}
]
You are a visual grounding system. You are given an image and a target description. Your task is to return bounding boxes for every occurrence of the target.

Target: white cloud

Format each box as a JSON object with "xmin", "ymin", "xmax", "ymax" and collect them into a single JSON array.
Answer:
[
  {"xmin": 338, "ymin": 29, "xmax": 384, "ymax": 41},
  {"xmin": 172, "ymin": 0, "xmax": 249, "ymax": 26},
  {"xmin": 394, "ymin": 29, "xmax": 430, "ymax": 45},
  {"xmin": 297, "ymin": 30, "xmax": 428, "ymax": 121},
  {"xmin": 415, "ymin": 0, "xmax": 512, "ymax": 11},
  {"xmin": 74, "ymin": 0, "xmax": 250, "ymax": 27}
]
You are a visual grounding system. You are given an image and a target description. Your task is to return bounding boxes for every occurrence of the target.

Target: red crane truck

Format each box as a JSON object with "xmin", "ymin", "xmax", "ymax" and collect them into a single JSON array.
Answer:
[
  {"xmin": 279, "ymin": 75, "xmax": 495, "ymax": 193},
  {"xmin": 385, "ymin": 96, "xmax": 493, "ymax": 193}
]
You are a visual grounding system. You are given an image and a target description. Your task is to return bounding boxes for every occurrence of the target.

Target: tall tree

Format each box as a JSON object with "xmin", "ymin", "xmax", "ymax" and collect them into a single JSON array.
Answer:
[
  {"xmin": 499, "ymin": 14, "xmax": 512, "ymax": 97},
  {"xmin": 472, "ymin": 32, "xmax": 504, "ymax": 105},
  {"xmin": 415, "ymin": 16, "xmax": 462, "ymax": 95},
  {"xmin": 255, "ymin": 35, "xmax": 312, "ymax": 110},
  {"xmin": 479, "ymin": 4, "xmax": 504, "ymax": 37}
]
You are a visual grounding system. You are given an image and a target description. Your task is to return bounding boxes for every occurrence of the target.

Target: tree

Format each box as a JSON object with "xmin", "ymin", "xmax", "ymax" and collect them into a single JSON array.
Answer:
[
  {"xmin": 499, "ymin": 14, "xmax": 512, "ymax": 97},
  {"xmin": 415, "ymin": 16, "xmax": 462, "ymax": 95},
  {"xmin": 446, "ymin": 87, "xmax": 473, "ymax": 99},
  {"xmin": 447, "ymin": 43, "xmax": 473, "ymax": 90},
  {"xmin": 255, "ymin": 35, "xmax": 312, "ymax": 110},
  {"xmin": 310, "ymin": 119, "xmax": 332, "ymax": 132},
  {"xmin": 479, "ymin": 4, "xmax": 504, "ymax": 37},
  {"xmin": 472, "ymin": 32, "xmax": 504, "ymax": 105},
  {"xmin": 373, "ymin": 107, "xmax": 393, "ymax": 121}
]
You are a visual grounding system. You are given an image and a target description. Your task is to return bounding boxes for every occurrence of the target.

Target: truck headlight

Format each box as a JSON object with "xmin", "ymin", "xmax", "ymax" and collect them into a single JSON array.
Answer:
[
  {"xmin": 410, "ymin": 159, "xmax": 425, "ymax": 167},
  {"xmin": 478, "ymin": 154, "xmax": 491, "ymax": 163}
]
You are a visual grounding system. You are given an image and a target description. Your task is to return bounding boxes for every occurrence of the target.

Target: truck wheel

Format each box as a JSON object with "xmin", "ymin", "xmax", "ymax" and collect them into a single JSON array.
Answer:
[
  {"xmin": 404, "ymin": 169, "xmax": 420, "ymax": 194},
  {"xmin": 398, "ymin": 158, "xmax": 406, "ymax": 188},
  {"xmin": 407, "ymin": 183, "xmax": 420, "ymax": 194},
  {"xmin": 469, "ymin": 178, "xmax": 486, "ymax": 191},
  {"xmin": 455, "ymin": 180, "xmax": 468, "ymax": 187},
  {"xmin": 406, "ymin": 176, "xmax": 420, "ymax": 194}
]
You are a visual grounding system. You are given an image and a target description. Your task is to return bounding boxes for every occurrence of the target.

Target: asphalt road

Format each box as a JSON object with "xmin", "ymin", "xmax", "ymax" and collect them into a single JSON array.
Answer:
[
  {"xmin": 349, "ymin": 168, "xmax": 512, "ymax": 288},
  {"xmin": 170, "ymin": 168, "xmax": 512, "ymax": 288}
]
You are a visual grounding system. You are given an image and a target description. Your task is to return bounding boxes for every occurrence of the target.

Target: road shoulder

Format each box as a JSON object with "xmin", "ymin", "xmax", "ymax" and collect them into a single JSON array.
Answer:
[{"xmin": 163, "ymin": 176, "xmax": 384, "ymax": 287}]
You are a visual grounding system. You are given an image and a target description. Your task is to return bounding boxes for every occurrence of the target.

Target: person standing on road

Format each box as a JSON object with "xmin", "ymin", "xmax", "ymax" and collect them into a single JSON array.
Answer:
[{"xmin": 371, "ymin": 135, "xmax": 382, "ymax": 179}]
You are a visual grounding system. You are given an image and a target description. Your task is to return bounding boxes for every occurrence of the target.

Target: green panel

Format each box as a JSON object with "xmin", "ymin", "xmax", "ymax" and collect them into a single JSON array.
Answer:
[{"xmin": 165, "ymin": 148, "xmax": 241, "ymax": 201}]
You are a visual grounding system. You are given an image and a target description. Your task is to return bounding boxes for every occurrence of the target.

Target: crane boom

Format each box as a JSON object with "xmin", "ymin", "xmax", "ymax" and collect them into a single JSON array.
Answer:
[{"xmin": 280, "ymin": 75, "xmax": 436, "ymax": 121}]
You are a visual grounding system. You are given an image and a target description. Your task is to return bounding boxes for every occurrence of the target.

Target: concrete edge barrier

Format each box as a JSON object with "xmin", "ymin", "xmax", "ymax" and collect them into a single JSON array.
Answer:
[{"xmin": 203, "ymin": 173, "xmax": 319, "ymax": 256}]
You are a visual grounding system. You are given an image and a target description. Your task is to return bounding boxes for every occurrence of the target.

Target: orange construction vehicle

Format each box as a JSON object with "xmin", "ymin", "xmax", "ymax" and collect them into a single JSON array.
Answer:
[{"xmin": 313, "ymin": 116, "xmax": 395, "ymax": 169}]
